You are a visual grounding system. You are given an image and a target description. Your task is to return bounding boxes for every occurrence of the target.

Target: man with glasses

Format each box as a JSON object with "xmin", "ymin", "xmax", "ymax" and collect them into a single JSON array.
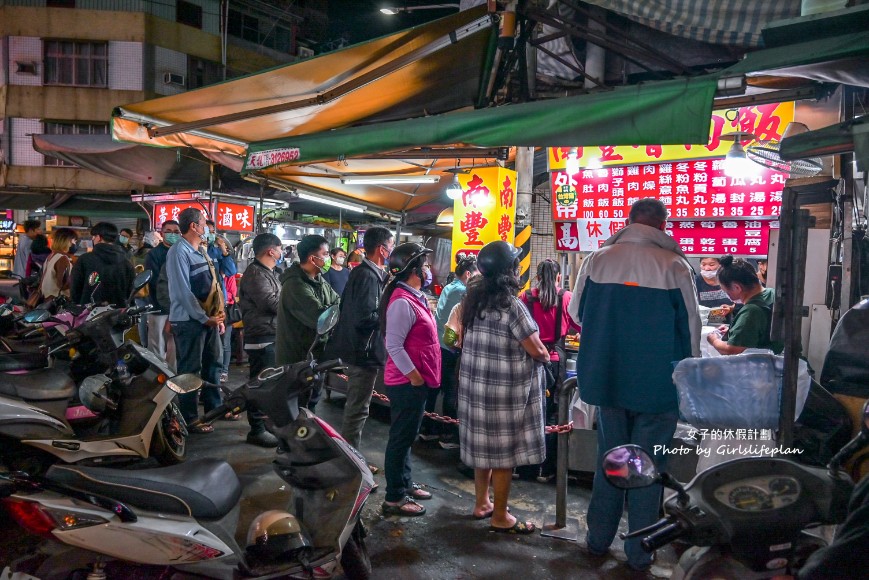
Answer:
[
  {"xmin": 325, "ymin": 227, "xmax": 394, "ymax": 453},
  {"xmin": 276, "ymin": 234, "xmax": 340, "ymax": 411}
]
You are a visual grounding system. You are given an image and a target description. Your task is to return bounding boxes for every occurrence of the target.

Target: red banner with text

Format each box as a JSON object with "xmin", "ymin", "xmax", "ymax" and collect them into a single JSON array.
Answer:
[
  {"xmin": 154, "ymin": 202, "xmax": 204, "ymax": 229},
  {"xmin": 215, "ymin": 202, "xmax": 256, "ymax": 232}
]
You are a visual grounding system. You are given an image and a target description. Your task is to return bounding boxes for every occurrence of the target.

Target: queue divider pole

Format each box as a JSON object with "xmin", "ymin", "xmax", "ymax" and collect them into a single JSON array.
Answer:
[{"xmin": 541, "ymin": 376, "xmax": 580, "ymax": 541}]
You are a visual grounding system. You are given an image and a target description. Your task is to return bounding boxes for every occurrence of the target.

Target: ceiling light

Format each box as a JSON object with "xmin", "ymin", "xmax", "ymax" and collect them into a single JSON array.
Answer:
[
  {"xmin": 296, "ymin": 192, "xmax": 366, "ymax": 213},
  {"xmin": 380, "ymin": 7, "xmax": 399, "ymax": 14},
  {"xmin": 722, "ymin": 132, "xmax": 759, "ymax": 178},
  {"xmin": 341, "ymin": 175, "xmax": 441, "ymax": 185},
  {"xmin": 445, "ymin": 175, "xmax": 463, "ymax": 200},
  {"xmin": 565, "ymin": 147, "xmax": 580, "ymax": 176}
]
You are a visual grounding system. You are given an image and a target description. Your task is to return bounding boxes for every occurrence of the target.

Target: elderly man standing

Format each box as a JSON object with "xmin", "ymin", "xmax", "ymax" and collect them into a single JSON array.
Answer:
[
  {"xmin": 166, "ymin": 208, "xmax": 225, "ymax": 432},
  {"xmin": 237, "ymin": 233, "xmax": 282, "ymax": 448},
  {"xmin": 276, "ymin": 234, "xmax": 340, "ymax": 411},
  {"xmin": 568, "ymin": 198, "xmax": 700, "ymax": 572}
]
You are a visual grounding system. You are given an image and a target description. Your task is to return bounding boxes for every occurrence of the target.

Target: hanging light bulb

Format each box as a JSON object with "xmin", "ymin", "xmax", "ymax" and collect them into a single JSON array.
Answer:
[
  {"xmin": 446, "ymin": 174, "xmax": 463, "ymax": 200},
  {"xmin": 721, "ymin": 131, "xmax": 759, "ymax": 178},
  {"xmin": 565, "ymin": 147, "xmax": 580, "ymax": 176}
]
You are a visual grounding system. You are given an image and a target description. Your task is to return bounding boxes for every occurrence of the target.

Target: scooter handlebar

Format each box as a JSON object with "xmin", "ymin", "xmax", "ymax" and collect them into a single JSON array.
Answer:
[
  {"xmin": 640, "ymin": 520, "xmax": 686, "ymax": 553},
  {"xmin": 199, "ymin": 404, "xmax": 231, "ymax": 425},
  {"xmin": 314, "ymin": 358, "xmax": 344, "ymax": 373}
]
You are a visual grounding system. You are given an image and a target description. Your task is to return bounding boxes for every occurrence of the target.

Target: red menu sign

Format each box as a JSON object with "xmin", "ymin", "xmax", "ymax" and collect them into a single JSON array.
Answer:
[
  {"xmin": 552, "ymin": 159, "xmax": 787, "ymax": 222},
  {"xmin": 154, "ymin": 202, "xmax": 203, "ymax": 229},
  {"xmin": 555, "ymin": 218, "xmax": 778, "ymax": 256},
  {"xmin": 216, "ymin": 202, "xmax": 255, "ymax": 232}
]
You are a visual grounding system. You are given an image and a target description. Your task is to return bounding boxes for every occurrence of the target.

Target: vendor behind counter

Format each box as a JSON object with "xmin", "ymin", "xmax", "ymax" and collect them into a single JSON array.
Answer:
[{"xmin": 695, "ymin": 256, "xmax": 734, "ymax": 324}]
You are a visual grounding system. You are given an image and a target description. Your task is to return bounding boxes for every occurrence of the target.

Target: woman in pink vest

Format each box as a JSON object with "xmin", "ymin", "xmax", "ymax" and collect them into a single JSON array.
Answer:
[
  {"xmin": 459, "ymin": 241, "xmax": 550, "ymax": 533},
  {"xmin": 379, "ymin": 242, "xmax": 441, "ymax": 517}
]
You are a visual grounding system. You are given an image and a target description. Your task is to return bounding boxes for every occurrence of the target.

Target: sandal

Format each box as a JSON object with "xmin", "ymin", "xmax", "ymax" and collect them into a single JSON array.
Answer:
[
  {"xmin": 409, "ymin": 482, "xmax": 432, "ymax": 500},
  {"xmin": 382, "ymin": 497, "xmax": 426, "ymax": 517},
  {"xmin": 188, "ymin": 422, "xmax": 214, "ymax": 434},
  {"xmin": 472, "ymin": 506, "xmax": 510, "ymax": 520},
  {"xmin": 367, "ymin": 464, "xmax": 380, "ymax": 475},
  {"xmin": 222, "ymin": 412, "xmax": 242, "ymax": 421},
  {"xmin": 490, "ymin": 520, "xmax": 537, "ymax": 535}
]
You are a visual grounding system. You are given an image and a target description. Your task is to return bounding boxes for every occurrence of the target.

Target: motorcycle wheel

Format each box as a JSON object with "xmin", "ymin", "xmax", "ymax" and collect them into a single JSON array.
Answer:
[
  {"xmin": 340, "ymin": 522, "xmax": 372, "ymax": 580},
  {"xmin": 150, "ymin": 404, "xmax": 186, "ymax": 465}
]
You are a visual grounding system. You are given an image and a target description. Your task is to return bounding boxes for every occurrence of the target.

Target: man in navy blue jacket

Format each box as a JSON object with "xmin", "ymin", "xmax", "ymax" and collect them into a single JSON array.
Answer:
[{"xmin": 569, "ymin": 199, "xmax": 700, "ymax": 572}]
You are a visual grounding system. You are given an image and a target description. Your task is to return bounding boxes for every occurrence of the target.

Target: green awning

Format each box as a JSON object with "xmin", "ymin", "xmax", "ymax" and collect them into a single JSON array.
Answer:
[
  {"xmin": 723, "ymin": 29, "xmax": 869, "ymax": 84},
  {"xmin": 244, "ymin": 75, "xmax": 718, "ymax": 171},
  {"xmin": 52, "ymin": 195, "xmax": 148, "ymax": 219}
]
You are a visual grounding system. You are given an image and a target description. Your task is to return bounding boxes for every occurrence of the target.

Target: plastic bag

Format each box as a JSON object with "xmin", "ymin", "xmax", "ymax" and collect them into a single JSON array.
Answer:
[{"xmin": 672, "ymin": 349, "xmax": 811, "ymax": 429}]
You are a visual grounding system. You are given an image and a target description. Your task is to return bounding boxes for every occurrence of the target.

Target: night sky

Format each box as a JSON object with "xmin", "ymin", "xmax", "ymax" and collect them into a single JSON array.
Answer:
[{"xmin": 326, "ymin": 1, "xmax": 460, "ymax": 45}]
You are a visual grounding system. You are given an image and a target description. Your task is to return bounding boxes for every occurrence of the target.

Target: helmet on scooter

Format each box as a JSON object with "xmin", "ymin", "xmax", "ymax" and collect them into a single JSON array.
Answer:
[
  {"xmin": 477, "ymin": 241, "xmax": 522, "ymax": 277},
  {"xmin": 246, "ymin": 510, "xmax": 312, "ymax": 562},
  {"xmin": 387, "ymin": 242, "xmax": 432, "ymax": 278},
  {"xmin": 79, "ymin": 374, "xmax": 112, "ymax": 413}
]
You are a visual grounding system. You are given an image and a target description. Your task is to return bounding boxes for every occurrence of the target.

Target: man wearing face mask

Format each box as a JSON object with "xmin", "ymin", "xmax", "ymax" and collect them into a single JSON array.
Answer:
[
  {"xmin": 118, "ymin": 228, "xmax": 134, "ymax": 255},
  {"xmin": 166, "ymin": 208, "xmax": 225, "ymax": 431},
  {"xmin": 145, "ymin": 220, "xmax": 181, "ymax": 371},
  {"xmin": 276, "ymin": 234, "xmax": 340, "ymax": 411},
  {"xmin": 323, "ymin": 247, "xmax": 350, "ymax": 296},
  {"xmin": 71, "ymin": 222, "xmax": 135, "ymax": 306}
]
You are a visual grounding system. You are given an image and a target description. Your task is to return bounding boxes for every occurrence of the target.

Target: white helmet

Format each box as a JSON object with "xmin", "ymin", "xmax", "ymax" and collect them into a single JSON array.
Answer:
[{"xmin": 245, "ymin": 510, "xmax": 311, "ymax": 562}]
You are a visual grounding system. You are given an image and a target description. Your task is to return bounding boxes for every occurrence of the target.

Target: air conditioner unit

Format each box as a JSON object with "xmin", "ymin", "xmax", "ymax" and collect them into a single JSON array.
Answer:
[
  {"xmin": 163, "ymin": 72, "xmax": 186, "ymax": 86},
  {"xmin": 298, "ymin": 47, "xmax": 314, "ymax": 59}
]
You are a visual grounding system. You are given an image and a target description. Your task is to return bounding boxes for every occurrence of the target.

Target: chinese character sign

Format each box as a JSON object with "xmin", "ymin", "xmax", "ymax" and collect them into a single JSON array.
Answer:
[
  {"xmin": 548, "ymin": 102, "xmax": 794, "ymax": 170},
  {"xmin": 215, "ymin": 202, "xmax": 256, "ymax": 232},
  {"xmin": 153, "ymin": 202, "xmax": 203, "ymax": 229},
  {"xmin": 452, "ymin": 167, "xmax": 518, "ymax": 268},
  {"xmin": 554, "ymin": 218, "xmax": 777, "ymax": 255},
  {"xmin": 551, "ymin": 159, "xmax": 786, "ymax": 221}
]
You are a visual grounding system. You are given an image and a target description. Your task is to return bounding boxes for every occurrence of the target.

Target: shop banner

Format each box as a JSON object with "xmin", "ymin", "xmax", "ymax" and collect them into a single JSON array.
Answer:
[
  {"xmin": 216, "ymin": 202, "xmax": 256, "ymax": 232},
  {"xmin": 551, "ymin": 158, "xmax": 787, "ymax": 222},
  {"xmin": 452, "ymin": 167, "xmax": 517, "ymax": 268},
  {"xmin": 154, "ymin": 202, "xmax": 205, "ymax": 229},
  {"xmin": 547, "ymin": 102, "xmax": 794, "ymax": 170},
  {"xmin": 555, "ymin": 219, "xmax": 777, "ymax": 257}
]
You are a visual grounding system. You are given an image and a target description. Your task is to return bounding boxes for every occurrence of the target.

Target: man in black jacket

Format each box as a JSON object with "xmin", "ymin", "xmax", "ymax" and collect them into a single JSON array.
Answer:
[
  {"xmin": 71, "ymin": 222, "xmax": 135, "ymax": 306},
  {"xmin": 325, "ymin": 226, "xmax": 394, "ymax": 449},
  {"xmin": 238, "ymin": 233, "xmax": 282, "ymax": 448}
]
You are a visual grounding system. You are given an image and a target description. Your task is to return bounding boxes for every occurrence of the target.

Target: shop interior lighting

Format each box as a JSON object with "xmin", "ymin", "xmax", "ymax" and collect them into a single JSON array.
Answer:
[
  {"xmin": 722, "ymin": 132, "xmax": 759, "ymax": 178},
  {"xmin": 445, "ymin": 174, "xmax": 463, "ymax": 200},
  {"xmin": 296, "ymin": 192, "xmax": 366, "ymax": 213},
  {"xmin": 341, "ymin": 175, "xmax": 441, "ymax": 185},
  {"xmin": 380, "ymin": 4, "xmax": 459, "ymax": 15},
  {"xmin": 565, "ymin": 147, "xmax": 580, "ymax": 176}
]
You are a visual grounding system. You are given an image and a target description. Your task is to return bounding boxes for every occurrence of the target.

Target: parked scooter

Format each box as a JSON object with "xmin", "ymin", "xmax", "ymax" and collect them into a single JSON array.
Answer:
[
  {"xmin": 0, "ymin": 305, "xmax": 375, "ymax": 579},
  {"xmin": 0, "ymin": 271, "xmax": 187, "ymax": 474},
  {"xmin": 602, "ymin": 399, "xmax": 869, "ymax": 579}
]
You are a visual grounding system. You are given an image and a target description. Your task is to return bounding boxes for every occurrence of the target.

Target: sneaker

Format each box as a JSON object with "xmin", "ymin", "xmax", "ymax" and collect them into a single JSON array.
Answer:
[
  {"xmin": 439, "ymin": 439, "xmax": 460, "ymax": 450},
  {"xmin": 246, "ymin": 431, "xmax": 279, "ymax": 448},
  {"xmin": 219, "ymin": 372, "xmax": 229, "ymax": 384}
]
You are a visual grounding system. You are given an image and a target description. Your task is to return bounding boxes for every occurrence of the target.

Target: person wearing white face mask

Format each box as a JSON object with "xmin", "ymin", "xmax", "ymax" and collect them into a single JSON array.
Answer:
[
  {"xmin": 695, "ymin": 256, "xmax": 734, "ymax": 324},
  {"xmin": 323, "ymin": 246, "xmax": 350, "ymax": 296}
]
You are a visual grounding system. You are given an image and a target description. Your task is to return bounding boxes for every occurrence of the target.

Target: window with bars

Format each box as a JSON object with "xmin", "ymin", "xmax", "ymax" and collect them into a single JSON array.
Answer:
[
  {"xmin": 43, "ymin": 122, "xmax": 109, "ymax": 166},
  {"xmin": 44, "ymin": 41, "xmax": 108, "ymax": 87}
]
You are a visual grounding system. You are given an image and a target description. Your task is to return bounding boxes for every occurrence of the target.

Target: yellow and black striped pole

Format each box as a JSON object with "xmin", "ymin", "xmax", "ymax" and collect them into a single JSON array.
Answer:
[{"xmin": 516, "ymin": 224, "xmax": 532, "ymax": 293}]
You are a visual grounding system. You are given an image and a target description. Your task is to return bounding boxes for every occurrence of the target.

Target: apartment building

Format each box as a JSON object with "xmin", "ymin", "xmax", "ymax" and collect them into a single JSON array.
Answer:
[{"xmin": 0, "ymin": 0, "xmax": 327, "ymax": 205}]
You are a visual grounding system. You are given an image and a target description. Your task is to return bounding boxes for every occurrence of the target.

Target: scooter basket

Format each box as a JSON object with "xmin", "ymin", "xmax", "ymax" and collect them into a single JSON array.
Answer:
[{"xmin": 672, "ymin": 350, "xmax": 810, "ymax": 429}]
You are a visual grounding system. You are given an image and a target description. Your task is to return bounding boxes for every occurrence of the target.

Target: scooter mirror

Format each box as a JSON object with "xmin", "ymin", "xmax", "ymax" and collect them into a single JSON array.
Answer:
[
  {"xmin": 165, "ymin": 373, "xmax": 204, "ymax": 394},
  {"xmin": 602, "ymin": 445, "xmax": 659, "ymax": 490},
  {"xmin": 316, "ymin": 304, "xmax": 340, "ymax": 336},
  {"xmin": 133, "ymin": 269, "xmax": 152, "ymax": 290},
  {"xmin": 22, "ymin": 309, "xmax": 50, "ymax": 323}
]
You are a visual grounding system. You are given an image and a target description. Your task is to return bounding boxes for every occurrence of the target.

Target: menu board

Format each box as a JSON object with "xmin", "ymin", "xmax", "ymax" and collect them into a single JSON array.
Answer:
[{"xmin": 552, "ymin": 159, "xmax": 787, "ymax": 222}]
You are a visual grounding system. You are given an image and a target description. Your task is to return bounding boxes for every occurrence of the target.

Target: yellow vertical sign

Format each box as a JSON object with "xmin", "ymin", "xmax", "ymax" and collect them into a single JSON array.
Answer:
[{"xmin": 451, "ymin": 167, "xmax": 518, "ymax": 269}]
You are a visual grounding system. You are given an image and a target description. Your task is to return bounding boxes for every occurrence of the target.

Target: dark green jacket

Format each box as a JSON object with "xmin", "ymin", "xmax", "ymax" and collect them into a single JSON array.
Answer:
[{"xmin": 276, "ymin": 262, "xmax": 340, "ymax": 365}]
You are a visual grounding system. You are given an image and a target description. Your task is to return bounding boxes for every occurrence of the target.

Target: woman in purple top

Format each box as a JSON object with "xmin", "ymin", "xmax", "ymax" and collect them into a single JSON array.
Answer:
[{"xmin": 378, "ymin": 242, "xmax": 441, "ymax": 517}]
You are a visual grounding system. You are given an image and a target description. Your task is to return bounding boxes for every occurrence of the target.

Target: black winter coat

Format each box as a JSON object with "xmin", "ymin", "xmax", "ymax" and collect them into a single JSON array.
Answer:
[
  {"xmin": 324, "ymin": 260, "xmax": 387, "ymax": 368},
  {"xmin": 71, "ymin": 243, "xmax": 135, "ymax": 306}
]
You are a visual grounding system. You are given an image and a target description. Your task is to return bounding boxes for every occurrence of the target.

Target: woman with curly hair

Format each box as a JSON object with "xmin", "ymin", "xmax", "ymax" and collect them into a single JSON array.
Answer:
[{"xmin": 458, "ymin": 241, "xmax": 550, "ymax": 533}]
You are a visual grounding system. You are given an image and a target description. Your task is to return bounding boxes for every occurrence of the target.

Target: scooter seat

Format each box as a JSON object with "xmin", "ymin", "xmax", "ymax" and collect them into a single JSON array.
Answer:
[
  {"xmin": 0, "ymin": 368, "xmax": 74, "ymax": 400},
  {"xmin": 46, "ymin": 458, "xmax": 242, "ymax": 520},
  {"xmin": 1, "ymin": 337, "xmax": 46, "ymax": 354}
]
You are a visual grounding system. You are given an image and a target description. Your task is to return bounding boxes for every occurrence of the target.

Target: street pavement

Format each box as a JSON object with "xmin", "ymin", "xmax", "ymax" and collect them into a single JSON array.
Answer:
[{"xmin": 1, "ymin": 364, "xmax": 677, "ymax": 578}]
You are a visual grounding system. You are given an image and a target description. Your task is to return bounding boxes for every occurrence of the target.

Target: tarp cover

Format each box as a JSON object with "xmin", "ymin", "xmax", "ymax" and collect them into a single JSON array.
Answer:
[{"xmin": 244, "ymin": 75, "xmax": 718, "ymax": 171}]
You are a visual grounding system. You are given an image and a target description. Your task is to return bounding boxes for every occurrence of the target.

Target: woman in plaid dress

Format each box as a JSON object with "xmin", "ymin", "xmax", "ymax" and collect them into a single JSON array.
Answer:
[{"xmin": 458, "ymin": 241, "xmax": 550, "ymax": 534}]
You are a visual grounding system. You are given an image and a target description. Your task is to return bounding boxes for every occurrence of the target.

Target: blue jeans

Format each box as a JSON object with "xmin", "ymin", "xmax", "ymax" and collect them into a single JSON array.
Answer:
[
  {"xmin": 220, "ymin": 325, "xmax": 233, "ymax": 375},
  {"xmin": 383, "ymin": 383, "xmax": 428, "ymax": 503},
  {"xmin": 171, "ymin": 319, "xmax": 222, "ymax": 422},
  {"xmin": 586, "ymin": 406, "xmax": 678, "ymax": 570}
]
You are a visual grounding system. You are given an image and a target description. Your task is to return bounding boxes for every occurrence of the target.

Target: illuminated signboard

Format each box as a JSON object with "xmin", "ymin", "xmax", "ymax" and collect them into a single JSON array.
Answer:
[
  {"xmin": 551, "ymin": 159, "xmax": 787, "ymax": 222},
  {"xmin": 452, "ymin": 167, "xmax": 517, "ymax": 268},
  {"xmin": 215, "ymin": 202, "xmax": 255, "ymax": 232},
  {"xmin": 154, "ymin": 202, "xmax": 204, "ymax": 229}
]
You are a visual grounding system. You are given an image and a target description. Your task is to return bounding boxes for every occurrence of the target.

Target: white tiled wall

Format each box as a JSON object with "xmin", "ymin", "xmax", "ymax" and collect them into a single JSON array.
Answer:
[
  {"xmin": 153, "ymin": 45, "xmax": 187, "ymax": 95},
  {"xmin": 109, "ymin": 41, "xmax": 144, "ymax": 91},
  {"xmin": 8, "ymin": 36, "xmax": 43, "ymax": 87},
  {"xmin": 10, "ymin": 118, "xmax": 43, "ymax": 166}
]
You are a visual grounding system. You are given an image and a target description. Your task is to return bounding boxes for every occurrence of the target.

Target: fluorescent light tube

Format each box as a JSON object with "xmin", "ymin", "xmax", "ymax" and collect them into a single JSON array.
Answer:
[
  {"xmin": 341, "ymin": 175, "xmax": 440, "ymax": 185},
  {"xmin": 297, "ymin": 192, "xmax": 366, "ymax": 213}
]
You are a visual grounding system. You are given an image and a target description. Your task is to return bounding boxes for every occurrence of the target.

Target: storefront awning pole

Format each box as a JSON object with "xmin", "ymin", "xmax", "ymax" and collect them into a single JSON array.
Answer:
[{"xmin": 258, "ymin": 179, "xmax": 266, "ymax": 234}]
